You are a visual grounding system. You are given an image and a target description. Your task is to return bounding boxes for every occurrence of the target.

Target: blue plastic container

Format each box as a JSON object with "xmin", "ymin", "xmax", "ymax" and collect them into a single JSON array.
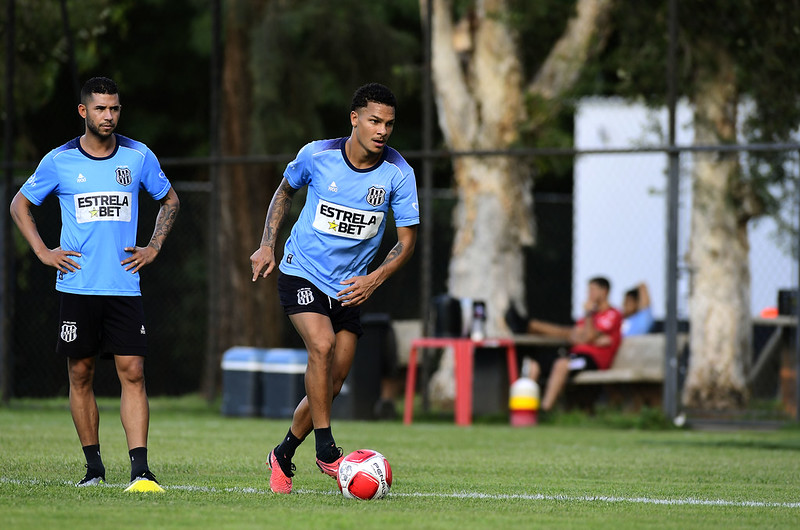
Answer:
[
  {"xmin": 260, "ymin": 349, "xmax": 308, "ymax": 418},
  {"xmin": 221, "ymin": 347, "xmax": 265, "ymax": 417}
]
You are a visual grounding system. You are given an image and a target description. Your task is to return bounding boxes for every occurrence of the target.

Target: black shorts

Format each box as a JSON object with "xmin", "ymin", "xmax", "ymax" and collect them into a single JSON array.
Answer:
[
  {"xmin": 277, "ymin": 273, "xmax": 363, "ymax": 337},
  {"xmin": 565, "ymin": 352, "xmax": 598, "ymax": 378},
  {"xmin": 56, "ymin": 292, "xmax": 148, "ymax": 359}
]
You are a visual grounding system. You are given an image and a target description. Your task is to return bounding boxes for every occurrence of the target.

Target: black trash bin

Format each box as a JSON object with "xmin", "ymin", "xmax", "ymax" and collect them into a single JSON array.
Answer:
[
  {"xmin": 431, "ymin": 294, "xmax": 463, "ymax": 337},
  {"xmin": 332, "ymin": 313, "xmax": 395, "ymax": 420}
]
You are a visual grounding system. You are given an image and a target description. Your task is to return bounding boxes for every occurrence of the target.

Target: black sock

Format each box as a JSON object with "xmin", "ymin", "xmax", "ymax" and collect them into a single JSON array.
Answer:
[
  {"xmin": 314, "ymin": 427, "xmax": 338, "ymax": 462},
  {"xmin": 272, "ymin": 428, "xmax": 303, "ymax": 477},
  {"xmin": 129, "ymin": 446, "xmax": 149, "ymax": 480},
  {"xmin": 82, "ymin": 444, "xmax": 105, "ymax": 477},
  {"xmin": 275, "ymin": 428, "xmax": 303, "ymax": 462}
]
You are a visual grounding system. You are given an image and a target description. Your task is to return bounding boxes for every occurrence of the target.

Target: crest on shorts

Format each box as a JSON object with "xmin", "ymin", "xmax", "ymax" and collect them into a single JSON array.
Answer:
[
  {"xmin": 365, "ymin": 186, "xmax": 386, "ymax": 207},
  {"xmin": 115, "ymin": 166, "xmax": 132, "ymax": 186},
  {"xmin": 61, "ymin": 321, "xmax": 78, "ymax": 343},
  {"xmin": 297, "ymin": 287, "xmax": 314, "ymax": 306}
]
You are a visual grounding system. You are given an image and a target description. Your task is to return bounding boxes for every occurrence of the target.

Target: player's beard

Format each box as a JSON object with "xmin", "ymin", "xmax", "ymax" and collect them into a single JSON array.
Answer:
[{"xmin": 86, "ymin": 118, "xmax": 116, "ymax": 140}]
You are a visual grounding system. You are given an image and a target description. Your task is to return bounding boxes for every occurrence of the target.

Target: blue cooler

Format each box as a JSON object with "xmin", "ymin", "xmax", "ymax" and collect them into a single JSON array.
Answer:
[
  {"xmin": 221, "ymin": 347, "xmax": 264, "ymax": 417},
  {"xmin": 260, "ymin": 349, "xmax": 308, "ymax": 418}
]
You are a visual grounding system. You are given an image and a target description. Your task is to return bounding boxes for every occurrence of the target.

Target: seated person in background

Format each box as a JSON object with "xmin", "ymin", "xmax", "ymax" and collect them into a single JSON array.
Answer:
[
  {"xmin": 622, "ymin": 282, "xmax": 654, "ymax": 336},
  {"xmin": 505, "ymin": 276, "xmax": 623, "ymax": 411}
]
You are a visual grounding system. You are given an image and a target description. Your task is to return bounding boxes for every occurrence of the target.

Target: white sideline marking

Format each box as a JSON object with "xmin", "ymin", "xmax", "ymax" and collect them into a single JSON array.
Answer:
[
  {"xmin": 2, "ymin": 477, "xmax": 799, "ymax": 509},
  {"xmin": 391, "ymin": 491, "xmax": 800, "ymax": 509}
]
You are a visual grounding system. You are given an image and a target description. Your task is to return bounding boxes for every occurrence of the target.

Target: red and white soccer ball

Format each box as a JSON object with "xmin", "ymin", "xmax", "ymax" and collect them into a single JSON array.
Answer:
[{"xmin": 337, "ymin": 449, "xmax": 392, "ymax": 500}]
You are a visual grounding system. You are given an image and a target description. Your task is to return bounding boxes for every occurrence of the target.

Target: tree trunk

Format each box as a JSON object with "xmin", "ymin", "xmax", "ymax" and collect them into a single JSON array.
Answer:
[
  {"xmin": 448, "ymin": 156, "xmax": 531, "ymax": 334},
  {"xmin": 426, "ymin": 0, "xmax": 530, "ymax": 335},
  {"xmin": 204, "ymin": 0, "xmax": 283, "ymax": 395},
  {"xmin": 424, "ymin": 0, "xmax": 612, "ymax": 335},
  {"xmin": 683, "ymin": 43, "xmax": 750, "ymax": 410},
  {"xmin": 423, "ymin": 0, "xmax": 612, "ymax": 406}
]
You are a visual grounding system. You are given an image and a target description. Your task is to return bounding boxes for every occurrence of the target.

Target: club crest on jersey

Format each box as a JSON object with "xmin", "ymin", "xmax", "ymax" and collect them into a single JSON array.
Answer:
[
  {"xmin": 61, "ymin": 321, "xmax": 78, "ymax": 343},
  {"xmin": 297, "ymin": 287, "xmax": 314, "ymax": 305},
  {"xmin": 115, "ymin": 166, "xmax": 132, "ymax": 186},
  {"xmin": 366, "ymin": 186, "xmax": 386, "ymax": 207}
]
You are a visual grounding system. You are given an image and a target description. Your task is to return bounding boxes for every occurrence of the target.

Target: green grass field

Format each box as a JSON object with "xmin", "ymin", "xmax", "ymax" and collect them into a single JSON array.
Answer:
[{"xmin": 1, "ymin": 396, "xmax": 799, "ymax": 529}]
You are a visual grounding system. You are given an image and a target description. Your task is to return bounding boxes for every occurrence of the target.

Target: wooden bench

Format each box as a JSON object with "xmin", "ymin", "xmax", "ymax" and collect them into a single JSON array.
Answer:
[{"xmin": 567, "ymin": 333, "xmax": 688, "ymax": 411}]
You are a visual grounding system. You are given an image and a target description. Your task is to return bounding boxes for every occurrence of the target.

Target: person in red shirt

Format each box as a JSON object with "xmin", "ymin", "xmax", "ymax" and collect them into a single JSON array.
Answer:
[{"xmin": 506, "ymin": 276, "xmax": 623, "ymax": 411}]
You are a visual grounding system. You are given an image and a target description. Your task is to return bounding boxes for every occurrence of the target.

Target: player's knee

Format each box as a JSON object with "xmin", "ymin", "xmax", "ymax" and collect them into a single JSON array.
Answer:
[
  {"xmin": 332, "ymin": 373, "xmax": 348, "ymax": 397},
  {"xmin": 305, "ymin": 337, "xmax": 336, "ymax": 362},
  {"xmin": 553, "ymin": 357, "xmax": 570, "ymax": 373},
  {"xmin": 68, "ymin": 359, "xmax": 95, "ymax": 388},
  {"xmin": 116, "ymin": 358, "xmax": 145, "ymax": 386}
]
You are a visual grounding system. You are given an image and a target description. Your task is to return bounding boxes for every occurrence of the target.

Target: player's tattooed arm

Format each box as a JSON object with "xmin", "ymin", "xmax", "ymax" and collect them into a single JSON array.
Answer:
[
  {"xmin": 375, "ymin": 225, "xmax": 417, "ymax": 279},
  {"xmin": 148, "ymin": 187, "xmax": 181, "ymax": 253},
  {"xmin": 251, "ymin": 178, "xmax": 298, "ymax": 281},
  {"xmin": 260, "ymin": 178, "xmax": 297, "ymax": 249},
  {"xmin": 379, "ymin": 241, "xmax": 404, "ymax": 269},
  {"xmin": 338, "ymin": 225, "xmax": 417, "ymax": 306}
]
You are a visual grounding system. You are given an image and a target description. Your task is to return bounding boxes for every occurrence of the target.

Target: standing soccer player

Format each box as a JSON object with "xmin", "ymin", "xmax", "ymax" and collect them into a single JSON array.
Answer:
[
  {"xmin": 250, "ymin": 83, "xmax": 419, "ymax": 494},
  {"xmin": 9, "ymin": 77, "xmax": 179, "ymax": 491}
]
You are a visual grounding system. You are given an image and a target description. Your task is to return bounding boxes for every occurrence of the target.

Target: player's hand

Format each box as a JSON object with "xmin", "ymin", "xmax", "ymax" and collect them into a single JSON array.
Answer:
[
  {"xmin": 122, "ymin": 245, "xmax": 158, "ymax": 274},
  {"xmin": 338, "ymin": 274, "xmax": 381, "ymax": 307},
  {"xmin": 39, "ymin": 246, "xmax": 81, "ymax": 273},
  {"xmin": 593, "ymin": 334, "xmax": 612, "ymax": 347},
  {"xmin": 250, "ymin": 246, "xmax": 276, "ymax": 281}
]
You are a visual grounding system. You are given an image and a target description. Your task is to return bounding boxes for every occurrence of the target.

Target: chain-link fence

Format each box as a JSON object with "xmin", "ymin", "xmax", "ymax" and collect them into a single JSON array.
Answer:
[
  {"xmin": 4, "ymin": 167, "xmax": 573, "ymax": 398},
  {"xmin": 8, "ymin": 178, "xmax": 211, "ymax": 397},
  {"xmin": 6, "ymin": 138, "xmax": 797, "ymax": 417}
]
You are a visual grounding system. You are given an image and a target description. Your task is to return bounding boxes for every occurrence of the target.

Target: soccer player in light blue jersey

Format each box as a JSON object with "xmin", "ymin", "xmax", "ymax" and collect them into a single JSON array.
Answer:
[
  {"xmin": 10, "ymin": 77, "xmax": 179, "ymax": 491},
  {"xmin": 250, "ymin": 83, "xmax": 419, "ymax": 494}
]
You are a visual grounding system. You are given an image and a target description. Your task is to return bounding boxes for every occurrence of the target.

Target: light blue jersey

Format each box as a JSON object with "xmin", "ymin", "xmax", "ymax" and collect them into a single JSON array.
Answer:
[
  {"xmin": 20, "ymin": 134, "xmax": 172, "ymax": 295},
  {"xmin": 279, "ymin": 137, "xmax": 419, "ymax": 298},
  {"xmin": 622, "ymin": 307, "xmax": 654, "ymax": 336}
]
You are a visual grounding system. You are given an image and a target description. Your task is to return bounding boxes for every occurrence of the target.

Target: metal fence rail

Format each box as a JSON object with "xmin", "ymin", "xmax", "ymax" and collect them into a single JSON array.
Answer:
[{"xmin": 2, "ymin": 143, "xmax": 798, "ymax": 425}]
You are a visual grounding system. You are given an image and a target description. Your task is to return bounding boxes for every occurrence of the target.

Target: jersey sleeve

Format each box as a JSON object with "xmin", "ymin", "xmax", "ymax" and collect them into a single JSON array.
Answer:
[
  {"xmin": 139, "ymin": 149, "xmax": 171, "ymax": 200},
  {"xmin": 20, "ymin": 153, "xmax": 59, "ymax": 206},
  {"xmin": 390, "ymin": 167, "xmax": 420, "ymax": 227},
  {"xmin": 283, "ymin": 143, "xmax": 314, "ymax": 189}
]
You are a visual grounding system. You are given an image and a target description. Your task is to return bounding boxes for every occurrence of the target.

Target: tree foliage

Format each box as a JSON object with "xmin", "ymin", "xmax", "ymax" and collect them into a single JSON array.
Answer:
[
  {"xmin": 1, "ymin": 0, "xmax": 116, "ymax": 160},
  {"xmin": 247, "ymin": 0, "xmax": 422, "ymax": 154},
  {"xmin": 1, "ymin": 0, "xmax": 211, "ymax": 161},
  {"xmin": 589, "ymin": 0, "xmax": 800, "ymax": 217}
]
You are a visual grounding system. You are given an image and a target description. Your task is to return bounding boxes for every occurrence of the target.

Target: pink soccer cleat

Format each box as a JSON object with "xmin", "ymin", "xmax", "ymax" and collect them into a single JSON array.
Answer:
[
  {"xmin": 267, "ymin": 449, "xmax": 294, "ymax": 494},
  {"xmin": 315, "ymin": 447, "xmax": 344, "ymax": 479}
]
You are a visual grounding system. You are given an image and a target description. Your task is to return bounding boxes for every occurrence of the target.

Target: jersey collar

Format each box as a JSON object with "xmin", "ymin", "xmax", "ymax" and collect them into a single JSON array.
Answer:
[
  {"xmin": 75, "ymin": 133, "xmax": 121, "ymax": 161},
  {"xmin": 339, "ymin": 137, "xmax": 387, "ymax": 173}
]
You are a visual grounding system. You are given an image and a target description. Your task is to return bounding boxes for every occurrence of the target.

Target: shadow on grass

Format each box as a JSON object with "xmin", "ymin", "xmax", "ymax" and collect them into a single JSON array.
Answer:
[
  {"xmin": 410, "ymin": 403, "xmax": 676, "ymax": 430},
  {"xmin": 2, "ymin": 394, "xmax": 221, "ymax": 416},
  {"xmin": 640, "ymin": 437, "xmax": 800, "ymax": 452}
]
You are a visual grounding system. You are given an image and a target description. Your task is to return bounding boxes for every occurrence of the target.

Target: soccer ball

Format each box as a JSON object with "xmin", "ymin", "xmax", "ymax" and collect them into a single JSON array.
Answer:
[{"xmin": 337, "ymin": 449, "xmax": 392, "ymax": 500}]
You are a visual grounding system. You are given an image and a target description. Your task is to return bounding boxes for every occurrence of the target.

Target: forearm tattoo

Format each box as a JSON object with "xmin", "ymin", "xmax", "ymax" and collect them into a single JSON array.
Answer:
[
  {"xmin": 260, "ymin": 181, "xmax": 296, "ymax": 248},
  {"xmin": 149, "ymin": 200, "xmax": 179, "ymax": 252},
  {"xmin": 380, "ymin": 241, "xmax": 404, "ymax": 268}
]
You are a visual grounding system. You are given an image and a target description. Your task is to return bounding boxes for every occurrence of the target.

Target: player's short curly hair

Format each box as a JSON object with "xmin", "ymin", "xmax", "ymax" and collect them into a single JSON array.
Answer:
[
  {"xmin": 80, "ymin": 77, "xmax": 119, "ymax": 104},
  {"xmin": 351, "ymin": 83, "xmax": 396, "ymax": 112}
]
